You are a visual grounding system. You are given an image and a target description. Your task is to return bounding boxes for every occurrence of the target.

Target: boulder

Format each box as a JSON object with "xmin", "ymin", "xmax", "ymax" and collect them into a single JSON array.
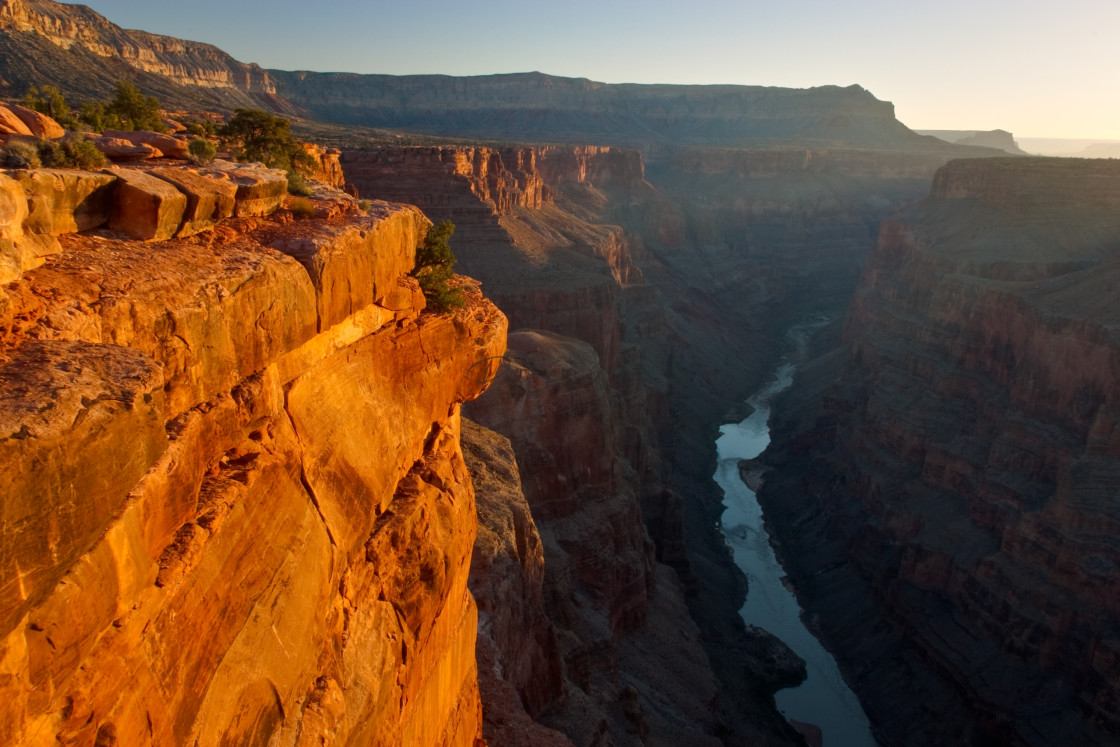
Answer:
[
  {"xmin": 92, "ymin": 136, "xmax": 162, "ymax": 161},
  {"xmin": 102, "ymin": 129, "xmax": 190, "ymax": 160},
  {"xmin": 203, "ymin": 164, "xmax": 288, "ymax": 217},
  {"xmin": 150, "ymin": 167, "xmax": 237, "ymax": 236},
  {"xmin": 105, "ymin": 166, "xmax": 187, "ymax": 240},
  {"xmin": 14, "ymin": 168, "xmax": 117, "ymax": 235},
  {"xmin": 7, "ymin": 103, "xmax": 65, "ymax": 140},
  {"xmin": 0, "ymin": 104, "xmax": 34, "ymax": 137}
]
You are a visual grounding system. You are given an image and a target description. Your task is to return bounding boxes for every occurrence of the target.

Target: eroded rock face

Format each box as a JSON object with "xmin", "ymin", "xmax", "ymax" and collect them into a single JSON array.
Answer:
[
  {"xmin": 105, "ymin": 166, "xmax": 188, "ymax": 240},
  {"xmin": 0, "ymin": 201, "xmax": 506, "ymax": 745},
  {"xmin": 150, "ymin": 166, "xmax": 237, "ymax": 236},
  {"xmin": 202, "ymin": 163, "xmax": 289, "ymax": 217},
  {"xmin": 761, "ymin": 158, "xmax": 1120, "ymax": 746},
  {"xmin": 14, "ymin": 168, "xmax": 116, "ymax": 235},
  {"xmin": 461, "ymin": 418, "xmax": 572, "ymax": 747}
]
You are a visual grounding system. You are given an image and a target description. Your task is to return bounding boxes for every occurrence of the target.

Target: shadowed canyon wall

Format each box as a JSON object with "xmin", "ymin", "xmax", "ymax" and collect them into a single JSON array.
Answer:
[
  {"xmin": 0, "ymin": 197, "xmax": 506, "ymax": 745},
  {"xmin": 760, "ymin": 158, "xmax": 1120, "ymax": 747},
  {"xmin": 344, "ymin": 141, "xmax": 979, "ymax": 743}
]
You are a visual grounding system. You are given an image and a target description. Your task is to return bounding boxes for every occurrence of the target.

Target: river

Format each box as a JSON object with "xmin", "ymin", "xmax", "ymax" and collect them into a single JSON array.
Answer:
[{"xmin": 715, "ymin": 324, "xmax": 878, "ymax": 746}]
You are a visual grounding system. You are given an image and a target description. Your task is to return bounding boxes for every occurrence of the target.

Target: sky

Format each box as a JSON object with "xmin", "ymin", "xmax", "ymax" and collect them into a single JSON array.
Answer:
[{"xmin": 76, "ymin": 0, "xmax": 1120, "ymax": 140}]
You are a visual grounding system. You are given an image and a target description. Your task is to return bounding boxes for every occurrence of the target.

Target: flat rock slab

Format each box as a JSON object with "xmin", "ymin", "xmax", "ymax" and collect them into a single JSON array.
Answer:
[
  {"xmin": 10, "ymin": 232, "xmax": 319, "ymax": 418},
  {"xmin": 102, "ymin": 129, "xmax": 190, "ymax": 160},
  {"xmin": 93, "ymin": 137, "xmax": 162, "ymax": 161},
  {"xmin": 150, "ymin": 167, "xmax": 237, "ymax": 237},
  {"xmin": 202, "ymin": 164, "xmax": 287, "ymax": 217},
  {"xmin": 105, "ymin": 166, "xmax": 187, "ymax": 240},
  {"xmin": 0, "ymin": 339, "xmax": 167, "ymax": 638},
  {"xmin": 14, "ymin": 168, "xmax": 117, "ymax": 235}
]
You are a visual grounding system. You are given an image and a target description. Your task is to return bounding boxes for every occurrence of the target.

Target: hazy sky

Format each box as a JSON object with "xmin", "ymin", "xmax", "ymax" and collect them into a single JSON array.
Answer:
[{"xmin": 77, "ymin": 0, "xmax": 1119, "ymax": 140}]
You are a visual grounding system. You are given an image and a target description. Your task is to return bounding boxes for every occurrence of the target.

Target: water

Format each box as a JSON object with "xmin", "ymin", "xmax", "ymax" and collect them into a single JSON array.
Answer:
[{"xmin": 715, "ymin": 324, "xmax": 878, "ymax": 747}]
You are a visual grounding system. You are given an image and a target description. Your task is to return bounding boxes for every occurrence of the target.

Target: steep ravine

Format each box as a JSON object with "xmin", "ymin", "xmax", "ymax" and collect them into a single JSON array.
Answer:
[
  {"xmin": 759, "ymin": 158, "xmax": 1120, "ymax": 746},
  {"xmin": 344, "ymin": 141, "xmax": 965, "ymax": 743}
]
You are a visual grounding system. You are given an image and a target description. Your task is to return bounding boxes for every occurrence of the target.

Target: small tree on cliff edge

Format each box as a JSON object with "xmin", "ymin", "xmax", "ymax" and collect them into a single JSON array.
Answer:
[{"xmin": 413, "ymin": 220, "xmax": 465, "ymax": 312}]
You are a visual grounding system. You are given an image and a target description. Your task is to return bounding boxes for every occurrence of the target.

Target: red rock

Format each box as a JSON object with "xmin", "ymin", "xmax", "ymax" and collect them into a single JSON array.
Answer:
[
  {"xmin": 0, "ymin": 172, "xmax": 29, "ymax": 284},
  {"xmin": 105, "ymin": 166, "xmax": 187, "ymax": 240},
  {"xmin": 102, "ymin": 129, "xmax": 190, "ymax": 159},
  {"xmin": 92, "ymin": 136, "xmax": 162, "ymax": 161},
  {"xmin": 0, "ymin": 340, "xmax": 167, "ymax": 637},
  {"xmin": 762, "ymin": 157, "xmax": 1120, "ymax": 746},
  {"xmin": 462, "ymin": 419, "xmax": 567, "ymax": 741},
  {"xmin": 13, "ymin": 168, "xmax": 117, "ymax": 235},
  {"xmin": 7, "ymin": 102, "xmax": 64, "ymax": 139},
  {"xmin": 0, "ymin": 103, "xmax": 34, "ymax": 137},
  {"xmin": 202, "ymin": 163, "xmax": 287, "ymax": 217},
  {"xmin": 0, "ymin": 204, "xmax": 507, "ymax": 745},
  {"xmin": 267, "ymin": 200, "xmax": 427, "ymax": 330},
  {"xmin": 149, "ymin": 167, "xmax": 237, "ymax": 237}
]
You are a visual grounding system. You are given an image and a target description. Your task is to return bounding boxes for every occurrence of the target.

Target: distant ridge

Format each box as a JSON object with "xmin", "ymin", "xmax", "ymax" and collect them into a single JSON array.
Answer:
[
  {"xmin": 916, "ymin": 129, "xmax": 1027, "ymax": 155},
  {"xmin": 1, "ymin": 0, "xmax": 993, "ymax": 153}
]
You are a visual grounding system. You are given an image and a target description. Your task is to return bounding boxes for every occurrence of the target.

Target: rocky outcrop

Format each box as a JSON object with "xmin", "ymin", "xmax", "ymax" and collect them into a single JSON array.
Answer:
[
  {"xmin": 760, "ymin": 158, "xmax": 1120, "ymax": 746},
  {"xmin": 302, "ymin": 142, "xmax": 346, "ymax": 189},
  {"xmin": 0, "ymin": 194, "xmax": 507, "ymax": 745}
]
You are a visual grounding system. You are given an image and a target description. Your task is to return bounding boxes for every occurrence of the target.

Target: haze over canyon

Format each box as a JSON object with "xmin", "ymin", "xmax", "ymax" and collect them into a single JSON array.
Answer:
[{"xmin": 0, "ymin": 1, "xmax": 1117, "ymax": 746}]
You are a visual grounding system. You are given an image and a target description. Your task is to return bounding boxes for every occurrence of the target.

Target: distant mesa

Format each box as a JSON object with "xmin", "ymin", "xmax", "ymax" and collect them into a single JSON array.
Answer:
[
  {"xmin": 916, "ymin": 129, "xmax": 1027, "ymax": 155},
  {"xmin": 0, "ymin": 0, "xmax": 997, "ymax": 155}
]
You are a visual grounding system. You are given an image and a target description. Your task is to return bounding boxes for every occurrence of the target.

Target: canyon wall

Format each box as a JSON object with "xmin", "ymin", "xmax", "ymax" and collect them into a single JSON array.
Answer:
[
  {"xmin": 760, "ymin": 158, "xmax": 1120, "ymax": 746},
  {"xmin": 0, "ymin": 191, "xmax": 506, "ymax": 744},
  {"xmin": 345, "ymin": 141, "xmax": 969, "ymax": 744}
]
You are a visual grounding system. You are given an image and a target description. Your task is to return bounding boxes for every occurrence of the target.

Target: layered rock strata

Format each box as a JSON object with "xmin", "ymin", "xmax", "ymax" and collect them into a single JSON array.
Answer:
[
  {"xmin": 760, "ymin": 158, "xmax": 1120, "ymax": 746},
  {"xmin": 0, "ymin": 198, "xmax": 506, "ymax": 744},
  {"xmin": 348, "ymin": 141, "xmax": 951, "ymax": 745},
  {"xmin": 465, "ymin": 331, "xmax": 743, "ymax": 745},
  {"xmin": 0, "ymin": 164, "xmax": 289, "ymax": 293}
]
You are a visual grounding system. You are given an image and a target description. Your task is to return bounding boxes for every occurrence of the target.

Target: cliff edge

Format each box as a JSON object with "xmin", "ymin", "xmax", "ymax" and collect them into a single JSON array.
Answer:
[{"xmin": 0, "ymin": 181, "xmax": 507, "ymax": 744}]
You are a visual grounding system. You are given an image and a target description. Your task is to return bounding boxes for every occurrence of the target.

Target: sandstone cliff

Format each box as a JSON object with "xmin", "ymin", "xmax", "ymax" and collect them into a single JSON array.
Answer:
[
  {"xmin": 760, "ymin": 158, "xmax": 1120, "ymax": 746},
  {"xmin": 0, "ymin": 186, "xmax": 507, "ymax": 744}
]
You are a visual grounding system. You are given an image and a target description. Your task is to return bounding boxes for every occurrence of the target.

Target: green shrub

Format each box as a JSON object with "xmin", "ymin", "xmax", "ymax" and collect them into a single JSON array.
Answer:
[
  {"xmin": 22, "ymin": 85, "xmax": 78, "ymax": 130},
  {"xmin": 358, "ymin": 199, "xmax": 371, "ymax": 211},
  {"xmin": 1, "ymin": 141, "xmax": 42, "ymax": 169},
  {"xmin": 412, "ymin": 220, "xmax": 465, "ymax": 312},
  {"xmin": 38, "ymin": 138, "xmax": 107, "ymax": 169},
  {"xmin": 286, "ymin": 169, "xmax": 313, "ymax": 196},
  {"xmin": 76, "ymin": 101, "xmax": 109, "ymax": 132},
  {"xmin": 104, "ymin": 80, "xmax": 166, "ymax": 132},
  {"xmin": 187, "ymin": 137, "xmax": 217, "ymax": 166},
  {"xmin": 289, "ymin": 197, "xmax": 316, "ymax": 219},
  {"xmin": 184, "ymin": 119, "xmax": 216, "ymax": 137},
  {"xmin": 220, "ymin": 109, "xmax": 314, "ymax": 173}
]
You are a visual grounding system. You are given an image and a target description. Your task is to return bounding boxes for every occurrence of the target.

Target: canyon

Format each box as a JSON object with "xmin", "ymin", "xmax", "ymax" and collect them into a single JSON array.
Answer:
[
  {"xmin": 4, "ymin": 2, "xmax": 1116, "ymax": 746},
  {"xmin": 759, "ymin": 157, "xmax": 1120, "ymax": 746}
]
